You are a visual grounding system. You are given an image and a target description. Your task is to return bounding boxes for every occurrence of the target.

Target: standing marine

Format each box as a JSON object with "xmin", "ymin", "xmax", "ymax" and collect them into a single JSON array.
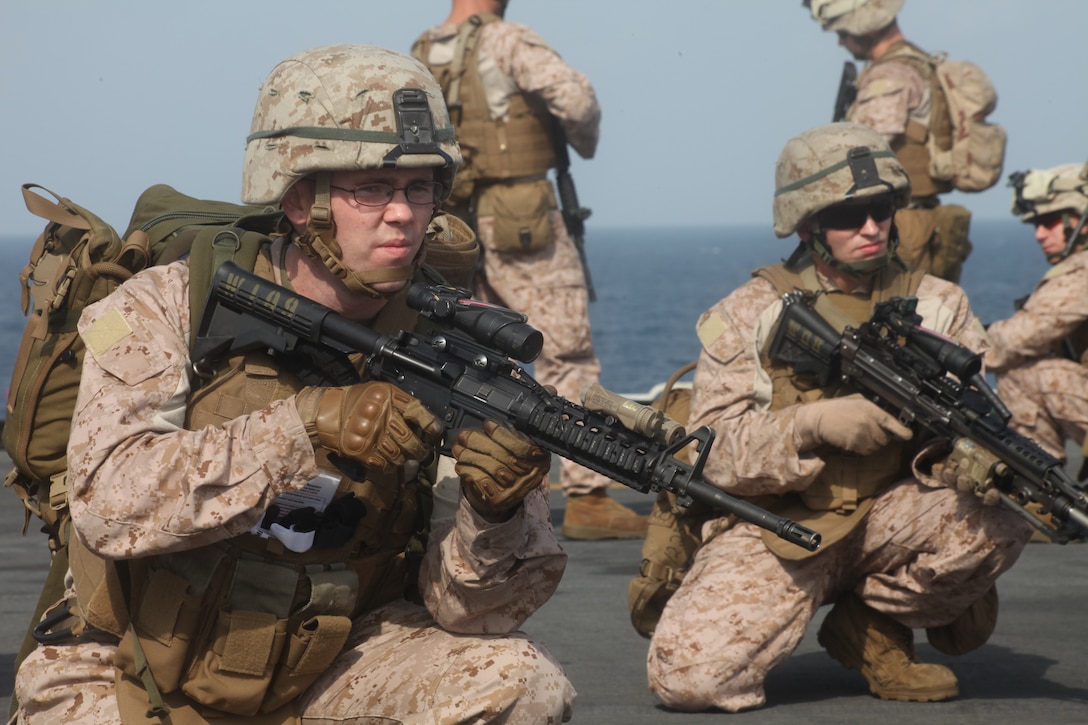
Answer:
[
  {"xmin": 805, "ymin": 0, "xmax": 975, "ymax": 283},
  {"xmin": 412, "ymin": 0, "xmax": 649, "ymax": 540}
]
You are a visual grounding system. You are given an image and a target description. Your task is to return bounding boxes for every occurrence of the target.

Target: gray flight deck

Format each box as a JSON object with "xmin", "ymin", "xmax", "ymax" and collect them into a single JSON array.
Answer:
[{"xmin": 0, "ymin": 452, "xmax": 1084, "ymax": 723}]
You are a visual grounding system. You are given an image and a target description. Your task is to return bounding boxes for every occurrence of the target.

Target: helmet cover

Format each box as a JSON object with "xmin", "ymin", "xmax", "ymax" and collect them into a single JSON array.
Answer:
[
  {"xmin": 805, "ymin": 0, "xmax": 904, "ymax": 36},
  {"xmin": 773, "ymin": 122, "xmax": 910, "ymax": 238},
  {"xmin": 242, "ymin": 44, "xmax": 461, "ymax": 205},
  {"xmin": 1008, "ymin": 164, "xmax": 1088, "ymax": 222}
]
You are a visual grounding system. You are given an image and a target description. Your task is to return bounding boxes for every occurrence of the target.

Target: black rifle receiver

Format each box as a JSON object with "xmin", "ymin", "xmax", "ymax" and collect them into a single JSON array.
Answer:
[
  {"xmin": 194, "ymin": 262, "xmax": 822, "ymax": 552},
  {"xmin": 551, "ymin": 118, "xmax": 596, "ymax": 301},
  {"xmin": 832, "ymin": 61, "xmax": 858, "ymax": 122},
  {"xmin": 769, "ymin": 291, "xmax": 1088, "ymax": 543}
]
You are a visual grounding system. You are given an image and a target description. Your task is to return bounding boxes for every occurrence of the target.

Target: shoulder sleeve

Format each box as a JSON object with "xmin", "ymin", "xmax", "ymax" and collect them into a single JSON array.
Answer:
[
  {"xmin": 985, "ymin": 256, "xmax": 1088, "ymax": 370},
  {"xmin": 849, "ymin": 59, "xmax": 927, "ymax": 138},
  {"xmin": 481, "ymin": 21, "xmax": 601, "ymax": 158},
  {"xmin": 69, "ymin": 263, "xmax": 318, "ymax": 559},
  {"xmin": 688, "ymin": 278, "xmax": 824, "ymax": 496}
]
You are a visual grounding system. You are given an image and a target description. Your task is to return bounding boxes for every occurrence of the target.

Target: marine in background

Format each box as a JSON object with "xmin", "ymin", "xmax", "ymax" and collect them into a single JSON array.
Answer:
[
  {"xmin": 985, "ymin": 164, "xmax": 1088, "ymax": 465},
  {"xmin": 805, "ymin": 0, "xmax": 975, "ymax": 283},
  {"xmin": 412, "ymin": 0, "xmax": 649, "ymax": 541},
  {"xmin": 645, "ymin": 122, "xmax": 1032, "ymax": 712},
  {"xmin": 14, "ymin": 44, "xmax": 574, "ymax": 724}
]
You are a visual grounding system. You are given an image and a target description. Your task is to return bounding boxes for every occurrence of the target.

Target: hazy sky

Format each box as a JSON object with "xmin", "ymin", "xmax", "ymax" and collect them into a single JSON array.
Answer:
[{"xmin": 2, "ymin": 1, "xmax": 1086, "ymax": 238}]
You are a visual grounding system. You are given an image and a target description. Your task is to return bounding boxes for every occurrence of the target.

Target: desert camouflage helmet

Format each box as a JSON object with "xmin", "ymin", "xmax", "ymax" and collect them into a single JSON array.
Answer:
[
  {"xmin": 242, "ymin": 43, "xmax": 460, "ymax": 205},
  {"xmin": 1008, "ymin": 164, "xmax": 1088, "ymax": 222},
  {"xmin": 773, "ymin": 122, "xmax": 910, "ymax": 238},
  {"xmin": 804, "ymin": 0, "xmax": 904, "ymax": 36}
]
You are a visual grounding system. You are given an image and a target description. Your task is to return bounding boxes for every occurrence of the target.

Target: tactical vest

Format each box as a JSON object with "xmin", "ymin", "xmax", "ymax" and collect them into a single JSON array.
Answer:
[
  {"xmin": 64, "ymin": 244, "xmax": 459, "ymax": 722},
  {"xmin": 853, "ymin": 40, "xmax": 953, "ymax": 200},
  {"xmin": 753, "ymin": 260, "xmax": 925, "ymax": 557},
  {"xmin": 412, "ymin": 13, "xmax": 557, "ymax": 203}
]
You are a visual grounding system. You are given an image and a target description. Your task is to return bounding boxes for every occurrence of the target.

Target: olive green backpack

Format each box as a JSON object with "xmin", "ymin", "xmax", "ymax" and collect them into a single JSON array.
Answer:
[
  {"xmin": 4, "ymin": 183, "xmax": 276, "ymax": 546},
  {"xmin": 3, "ymin": 183, "xmax": 277, "ymax": 686}
]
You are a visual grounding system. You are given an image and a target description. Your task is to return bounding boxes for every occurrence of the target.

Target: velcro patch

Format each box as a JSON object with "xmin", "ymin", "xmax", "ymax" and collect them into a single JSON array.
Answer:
[
  {"xmin": 863, "ymin": 78, "xmax": 896, "ymax": 97},
  {"xmin": 83, "ymin": 307, "xmax": 133, "ymax": 357},
  {"xmin": 696, "ymin": 312, "xmax": 726, "ymax": 347}
]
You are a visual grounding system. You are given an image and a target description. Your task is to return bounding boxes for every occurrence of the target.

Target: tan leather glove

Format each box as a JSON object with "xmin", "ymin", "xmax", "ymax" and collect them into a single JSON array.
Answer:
[
  {"xmin": 792, "ymin": 394, "xmax": 913, "ymax": 456},
  {"xmin": 294, "ymin": 382, "xmax": 444, "ymax": 471},
  {"xmin": 452, "ymin": 420, "xmax": 550, "ymax": 520}
]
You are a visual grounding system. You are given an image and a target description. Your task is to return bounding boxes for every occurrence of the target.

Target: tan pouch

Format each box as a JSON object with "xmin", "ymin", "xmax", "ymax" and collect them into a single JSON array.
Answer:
[
  {"xmin": 181, "ymin": 609, "xmax": 288, "ymax": 717},
  {"xmin": 476, "ymin": 178, "xmax": 556, "ymax": 253},
  {"xmin": 799, "ymin": 444, "xmax": 906, "ymax": 512},
  {"xmin": 930, "ymin": 203, "xmax": 973, "ymax": 282},
  {"xmin": 262, "ymin": 615, "xmax": 352, "ymax": 712},
  {"xmin": 893, "ymin": 207, "xmax": 939, "ymax": 272},
  {"xmin": 627, "ymin": 491, "xmax": 710, "ymax": 639},
  {"xmin": 179, "ymin": 556, "xmax": 299, "ymax": 716},
  {"xmin": 115, "ymin": 566, "xmax": 208, "ymax": 693}
]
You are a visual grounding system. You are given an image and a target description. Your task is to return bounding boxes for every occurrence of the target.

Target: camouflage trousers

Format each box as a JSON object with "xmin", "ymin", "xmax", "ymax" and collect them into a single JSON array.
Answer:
[
  {"xmin": 646, "ymin": 479, "xmax": 1032, "ymax": 712},
  {"xmin": 474, "ymin": 208, "xmax": 610, "ymax": 496},
  {"xmin": 13, "ymin": 600, "xmax": 575, "ymax": 724},
  {"xmin": 994, "ymin": 357, "xmax": 1088, "ymax": 460}
]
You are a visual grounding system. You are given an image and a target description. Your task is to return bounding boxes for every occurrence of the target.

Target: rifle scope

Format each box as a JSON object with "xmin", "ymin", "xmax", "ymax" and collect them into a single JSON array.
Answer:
[
  {"xmin": 874, "ymin": 299, "xmax": 981, "ymax": 380},
  {"xmin": 406, "ymin": 283, "xmax": 544, "ymax": 364}
]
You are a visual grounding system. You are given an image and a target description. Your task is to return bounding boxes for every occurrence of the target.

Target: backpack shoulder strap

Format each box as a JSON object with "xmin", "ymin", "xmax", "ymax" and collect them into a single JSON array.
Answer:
[{"xmin": 186, "ymin": 227, "xmax": 268, "ymax": 348}]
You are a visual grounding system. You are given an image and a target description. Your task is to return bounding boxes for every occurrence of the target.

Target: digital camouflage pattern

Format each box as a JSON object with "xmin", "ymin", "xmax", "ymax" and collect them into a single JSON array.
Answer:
[
  {"xmin": 985, "ymin": 248, "xmax": 1088, "ymax": 458},
  {"xmin": 17, "ymin": 601, "xmax": 573, "ymax": 724},
  {"xmin": 415, "ymin": 18, "xmax": 605, "ymax": 495},
  {"xmin": 807, "ymin": 0, "xmax": 904, "ymax": 36},
  {"xmin": 645, "ymin": 268, "xmax": 1031, "ymax": 712},
  {"xmin": 773, "ymin": 122, "xmax": 910, "ymax": 238},
  {"xmin": 1011, "ymin": 164, "xmax": 1088, "ymax": 222},
  {"xmin": 847, "ymin": 54, "xmax": 964, "ymax": 278},
  {"xmin": 242, "ymin": 44, "xmax": 461, "ymax": 206},
  {"xmin": 418, "ymin": 20, "xmax": 600, "ymax": 158},
  {"xmin": 847, "ymin": 59, "xmax": 929, "ymax": 142},
  {"xmin": 14, "ymin": 261, "xmax": 574, "ymax": 723}
]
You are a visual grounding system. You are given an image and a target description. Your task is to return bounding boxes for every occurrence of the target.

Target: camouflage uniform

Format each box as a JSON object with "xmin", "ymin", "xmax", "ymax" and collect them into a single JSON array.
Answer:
[
  {"xmin": 985, "ymin": 248, "xmax": 1088, "ymax": 459},
  {"xmin": 848, "ymin": 48, "xmax": 970, "ymax": 281},
  {"xmin": 413, "ymin": 18, "xmax": 607, "ymax": 496},
  {"xmin": 13, "ymin": 261, "xmax": 575, "ymax": 724},
  {"xmin": 646, "ymin": 269, "xmax": 1032, "ymax": 712}
]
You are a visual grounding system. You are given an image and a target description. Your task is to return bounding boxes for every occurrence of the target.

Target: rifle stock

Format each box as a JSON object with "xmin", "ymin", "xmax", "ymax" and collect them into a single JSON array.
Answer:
[
  {"xmin": 194, "ymin": 262, "xmax": 821, "ymax": 552},
  {"xmin": 769, "ymin": 291, "xmax": 1088, "ymax": 543}
]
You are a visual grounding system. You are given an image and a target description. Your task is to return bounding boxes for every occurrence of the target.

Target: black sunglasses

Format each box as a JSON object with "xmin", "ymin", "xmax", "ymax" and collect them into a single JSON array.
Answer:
[{"xmin": 820, "ymin": 196, "xmax": 896, "ymax": 230}]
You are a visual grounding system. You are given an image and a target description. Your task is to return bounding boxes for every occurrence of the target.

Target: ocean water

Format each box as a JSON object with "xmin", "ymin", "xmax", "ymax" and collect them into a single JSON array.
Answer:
[
  {"xmin": 583, "ymin": 219, "xmax": 1048, "ymax": 394},
  {"xmin": 0, "ymin": 219, "xmax": 1049, "ymax": 404}
]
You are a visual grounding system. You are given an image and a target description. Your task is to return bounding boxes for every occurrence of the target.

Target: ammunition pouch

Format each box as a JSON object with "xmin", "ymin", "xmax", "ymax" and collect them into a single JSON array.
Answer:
[
  {"xmin": 627, "ymin": 490, "xmax": 714, "ymax": 639},
  {"xmin": 113, "ymin": 548, "xmax": 365, "ymax": 718},
  {"xmin": 892, "ymin": 207, "xmax": 939, "ymax": 273},
  {"xmin": 930, "ymin": 204, "xmax": 973, "ymax": 283},
  {"xmin": 476, "ymin": 178, "xmax": 556, "ymax": 254},
  {"xmin": 800, "ymin": 443, "xmax": 910, "ymax": 512}
]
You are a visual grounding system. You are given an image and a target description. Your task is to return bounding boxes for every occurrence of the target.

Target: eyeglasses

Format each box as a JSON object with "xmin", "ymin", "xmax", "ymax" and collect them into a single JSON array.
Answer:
[
  {"xmin": 819, "ymin": 196, "xmax": 896, "ymax": 230},
  {"xmin": 328, "ymin": 181, "xmax": 443, "ymax": 207}
]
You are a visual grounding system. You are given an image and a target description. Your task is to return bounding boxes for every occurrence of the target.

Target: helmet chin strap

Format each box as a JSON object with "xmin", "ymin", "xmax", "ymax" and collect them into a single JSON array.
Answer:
[
  {"xmin": 1050, "ymin": 211, "xmax": 1088, "ymax": 264},
  {"xmin": 808, "ymin": 218, "xmax": 899, "ymax": 278},
  {"xmin": 294, "ymin": 172, "xmax": 426, "ymax": 299}
]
